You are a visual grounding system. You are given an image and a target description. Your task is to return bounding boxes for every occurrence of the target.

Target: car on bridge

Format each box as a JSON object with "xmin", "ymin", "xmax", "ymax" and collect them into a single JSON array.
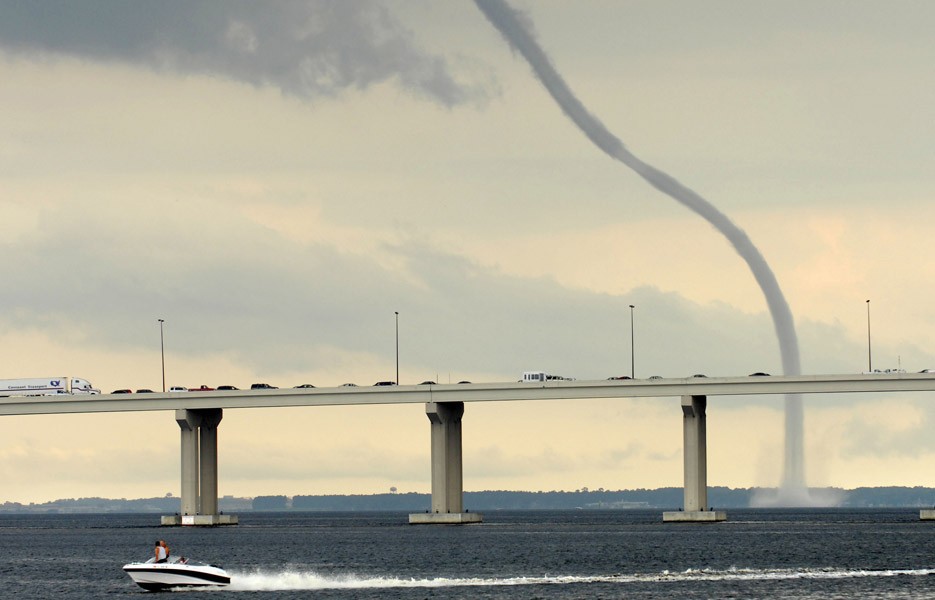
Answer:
[
  {"xmin": 373, "ymin": 381, "xmax": 396, "ymax": 386},
  {"xmin": 169, "ymin": 386, "xmax": 187, "ymax": 393},
  {"xmin": 111, "ymin": 389, "xmax": 132, "ymax": 394},
  {"xmin": 250, "ymin": 383, "xmax": 277, "ymax": 390},
  {"xmin": 190, "ymin": 385, "xmax": 215, "ymax": 392},
  {"xmin": 217, "ymin": 385, "xmax": 239, "ymax": 391},
  {"xmin": 294, "ymin": 384, "xmax": 316, "ymax": 389}
]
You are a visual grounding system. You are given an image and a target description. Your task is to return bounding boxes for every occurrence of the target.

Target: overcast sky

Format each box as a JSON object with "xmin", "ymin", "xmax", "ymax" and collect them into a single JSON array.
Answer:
[{"xmin": 1, "ymin": 0, "xmax": 934, "ymax": 504}]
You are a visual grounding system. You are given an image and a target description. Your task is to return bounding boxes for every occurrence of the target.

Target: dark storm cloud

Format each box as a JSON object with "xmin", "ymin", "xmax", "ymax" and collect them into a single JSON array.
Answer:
[{"xmin": 0, "ymin": 0, "xmax": 488, "ymax": 105}]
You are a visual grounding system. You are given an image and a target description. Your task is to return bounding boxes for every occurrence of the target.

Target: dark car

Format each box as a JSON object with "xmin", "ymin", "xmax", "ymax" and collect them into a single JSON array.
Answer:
[
  {"xmin": 373, "ymin": 381, "xmax": 396, "ymax": 386},
  {"xmin": 190, "ymin": 385, "xmax": 215, "ymax": 392},
  {"xmin": 136, "ymin": 389, "xmax": 154, "ymax": 393},
  {"xmin": 691, "ymin": 374, "xmax": 707, "ymax": 378},
  {"xmin": 607, "ymin": 376, "xmax": 632, "ymax": 380},
  {"xmin": 749, "ymin": 372, "xmax": 770, "ymax": 377},
  {"xmin": 458, "ymin": 381, "xmax": 471, "ymax": 384},
  {"xmin": 111, "ymin": 389, "xmax": 132, "ymax": 394},
  {"xmin": 294, "ymin": 384, "xmax": 316, "ymax": 389},
  {"xmin": 251, "ymin": 383, "xmax": 277, "ymax": 390},
  {"xmin": 419, "ymin": 381, "xmax": 437, "ymax": 385},
  {"xmin": 217, "ymin": 385, "xmax": 239, "ymax": 391}
]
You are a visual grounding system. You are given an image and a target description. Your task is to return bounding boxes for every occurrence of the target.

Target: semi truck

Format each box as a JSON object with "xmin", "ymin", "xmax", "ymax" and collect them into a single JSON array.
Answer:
[
  {"xmin": 522, "ymin": 371, "xmax": 575, "ymax": 383},
  {"xmin": 0, "ymin": 377, "xmax": 100, "ymax": 397}
]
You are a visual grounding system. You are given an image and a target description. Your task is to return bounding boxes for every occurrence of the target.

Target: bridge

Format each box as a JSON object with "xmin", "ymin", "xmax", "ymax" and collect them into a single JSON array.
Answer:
[{"xmin": 3, "ymin": 373, "xmax": 934, "ymax": 524}]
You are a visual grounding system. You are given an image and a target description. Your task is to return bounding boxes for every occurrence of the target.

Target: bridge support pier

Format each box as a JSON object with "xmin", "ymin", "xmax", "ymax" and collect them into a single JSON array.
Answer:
[
  {"xmin": 409, "ymin": 401, "xmax": 482, "ymax": 524},
  {"xmin": 663, "ymin": 395, "xmax": 726, "ymax": 523},
  {"xmin": 161, "ymin": 408, "xmax": 238, "ymax": 526}
]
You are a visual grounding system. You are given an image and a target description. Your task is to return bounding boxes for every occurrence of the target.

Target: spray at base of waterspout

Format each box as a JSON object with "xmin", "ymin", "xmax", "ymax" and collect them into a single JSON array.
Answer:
[{"xmin": 751, "ymin": 486, "xmax": 846, "ymax": 508}]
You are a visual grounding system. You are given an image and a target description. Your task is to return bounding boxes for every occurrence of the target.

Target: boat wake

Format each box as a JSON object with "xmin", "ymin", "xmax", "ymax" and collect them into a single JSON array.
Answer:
[{"xmin": 218, "ymin": 566, "xmax": 935, "ymax": 591}]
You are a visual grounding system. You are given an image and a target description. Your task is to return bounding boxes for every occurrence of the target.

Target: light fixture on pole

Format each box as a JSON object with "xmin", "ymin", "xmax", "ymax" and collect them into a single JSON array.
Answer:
[
  {"xmin": 629, "ymin": 304, "xmax": 635, "ymax": 379},
  {"xmin": 395, "ymin": 311, "xmax": 399, "ymax": 385},
  {"xmin": 866, "ymin": 299, "xmax": 872, "ymax": 372},
  {"xmin": 158, "ymin": 319, "xmax": 166, "ymax": 393}
]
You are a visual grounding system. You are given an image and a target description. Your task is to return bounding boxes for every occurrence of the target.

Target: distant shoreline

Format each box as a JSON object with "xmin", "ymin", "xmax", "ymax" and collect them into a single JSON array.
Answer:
[{"xmin": 3, "ymin": 486, "xmax": 935, "ymax": 513}]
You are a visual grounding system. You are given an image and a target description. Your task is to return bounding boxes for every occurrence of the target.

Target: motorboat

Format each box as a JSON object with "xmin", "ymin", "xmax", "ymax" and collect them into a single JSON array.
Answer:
[{"xmin": 122, "ymin": 556, "xmax": 230, "ymax": 591}]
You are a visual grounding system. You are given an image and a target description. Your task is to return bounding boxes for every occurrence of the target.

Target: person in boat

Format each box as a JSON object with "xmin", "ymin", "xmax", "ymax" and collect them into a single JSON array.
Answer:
[{"xmin": 154, "ymin": 540, "xmax": 169, "ymax": 563}]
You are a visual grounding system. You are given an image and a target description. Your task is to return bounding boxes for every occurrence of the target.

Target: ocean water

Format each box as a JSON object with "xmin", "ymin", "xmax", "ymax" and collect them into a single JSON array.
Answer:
[{"xmin": 2, "ymin": 509, "xmax": 935, "ymax": 599}]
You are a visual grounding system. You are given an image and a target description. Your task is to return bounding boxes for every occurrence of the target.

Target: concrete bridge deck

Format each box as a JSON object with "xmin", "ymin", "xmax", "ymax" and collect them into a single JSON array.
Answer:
[{"xmin": 2, "ymin": 372, "xmax": 934, "ymax": 416}]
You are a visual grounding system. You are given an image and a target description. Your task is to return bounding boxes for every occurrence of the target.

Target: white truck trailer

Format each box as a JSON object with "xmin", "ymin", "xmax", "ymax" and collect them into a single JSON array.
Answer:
[
  {"xmin": 0, "ymin": 377, "xmax": 100, "ymax": 397},
  {"xmin": 522, "ymin": 371, "xmax": 575, "ymax": 383}
]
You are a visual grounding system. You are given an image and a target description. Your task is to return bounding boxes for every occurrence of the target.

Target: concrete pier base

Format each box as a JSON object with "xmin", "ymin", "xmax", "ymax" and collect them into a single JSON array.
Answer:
[
  {"xmin": 163, "ymin": 408, "xmax": 237, "ymax": 527},
  {"xmin": 920, "ymin": 509, "xmax": 935, "ymax": 521},
  {"xmin": 662, "ymin": 510, "xmax": 727, "ymax": 523},
  {"xmin": 664, "ymin": 395, "xmax": 728, "ymax": 523},
  {"xmin": 409, "ymin": 512, "xmax": 484, "ymax": 525},
  {"xmin": 161, "ymin": 514, "xmax": 240, "ymax": 526},
  {"xmin": 411, "ymin": 402, "xmax": 484, "ymax": 524}
]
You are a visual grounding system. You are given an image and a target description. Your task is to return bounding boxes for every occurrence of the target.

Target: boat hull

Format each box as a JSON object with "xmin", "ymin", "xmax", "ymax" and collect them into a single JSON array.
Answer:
[{"xmin": 123, "ymin": 562, "xmax": 230, "ymax": 591}]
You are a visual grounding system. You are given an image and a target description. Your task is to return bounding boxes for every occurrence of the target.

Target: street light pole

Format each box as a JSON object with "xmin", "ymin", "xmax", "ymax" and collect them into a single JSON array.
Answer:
[
  {"xmin": 395, "ymin": 311, "xmax": 399, "ymax": 385},
  {"xmin": 158, "ymin": 319, "xmax": 165, "ymax": 393},
  {"xmin": 866, "ymin": 299, "xmax": 872, "ymax": 372},
  {"xmin": 629, "ymin": 304, "xmax": 635, "ymax": 379}
]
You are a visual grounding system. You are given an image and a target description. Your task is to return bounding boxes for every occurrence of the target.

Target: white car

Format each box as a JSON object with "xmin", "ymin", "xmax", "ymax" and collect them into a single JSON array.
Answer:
[{"xmin": 168, "ymin": 386, "xmax": 187, "ymax": 392}]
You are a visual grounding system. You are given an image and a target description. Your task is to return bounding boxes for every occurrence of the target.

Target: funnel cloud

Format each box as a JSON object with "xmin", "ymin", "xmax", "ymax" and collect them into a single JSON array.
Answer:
[{"xmin": 474, "ymin": 0, "xmax": 808, "ymax": 502}]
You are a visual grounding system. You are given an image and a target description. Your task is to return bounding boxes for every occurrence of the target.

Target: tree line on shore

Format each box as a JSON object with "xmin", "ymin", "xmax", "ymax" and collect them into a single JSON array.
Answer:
[{"xmin": 4, "ymin": 486, "xmax": 935, "ymax": 513}]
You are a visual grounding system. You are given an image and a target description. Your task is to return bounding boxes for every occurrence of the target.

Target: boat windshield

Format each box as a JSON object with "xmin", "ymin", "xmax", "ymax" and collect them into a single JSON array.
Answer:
[{"xmin": 141, "ymin": 556, "xmax": 207, "ymax": 566}]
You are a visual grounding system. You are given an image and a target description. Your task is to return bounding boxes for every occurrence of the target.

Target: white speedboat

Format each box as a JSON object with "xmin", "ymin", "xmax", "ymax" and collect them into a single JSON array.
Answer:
[{"xmin": 122, "ymin": 556, "xmax": 230, "ymax": 591}]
